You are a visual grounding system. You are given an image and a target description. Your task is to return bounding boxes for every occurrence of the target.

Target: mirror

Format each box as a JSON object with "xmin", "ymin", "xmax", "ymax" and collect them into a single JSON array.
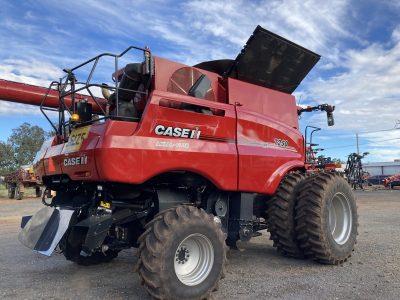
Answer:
[{"xmin": 327, "ymin": 111, "xmax": 334, "ymax": 126}]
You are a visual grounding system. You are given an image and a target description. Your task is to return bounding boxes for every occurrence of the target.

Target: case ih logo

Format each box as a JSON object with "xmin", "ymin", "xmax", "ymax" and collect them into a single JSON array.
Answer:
[
  {"xmin": 154, "ymin": 125, "xmax": 201, "ymax": 139},
  {"xmin": 63, "ymin": 155, "xmax": 88, "ymax": 166}
]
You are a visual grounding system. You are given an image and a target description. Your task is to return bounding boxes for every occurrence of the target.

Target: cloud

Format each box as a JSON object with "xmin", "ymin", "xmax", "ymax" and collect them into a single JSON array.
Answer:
[
  {"xmin": 392, "ymin": 26, "xmax": 400, "ymax": 42},
  {"xmin": 360, "ymin": 130, "xmax": 400, "ymax": 147},
  {"xmin": 183, "ymin": 0, "xmax": 356, "ymax": 62},
  {"xmin": 306, "ymin": 27, "xmax": 400, "ymax": 133},
  {"xmin": 0, "ymin": 102, "xmax": 40, "ymax": 115},
  {"xmin": 0, "ymin": 58, "xmax": 62, "ymax": 115},
  {"xmin": 9, "ymin": 0, "xmax": 354, "ymax": 66},
  {"xmin": 366, "ymin": 148, "xmax": 400, "ymax": 162},
  {"xmin": 0, "ymin": 59, "xmax": 61, "ymax": 85}
]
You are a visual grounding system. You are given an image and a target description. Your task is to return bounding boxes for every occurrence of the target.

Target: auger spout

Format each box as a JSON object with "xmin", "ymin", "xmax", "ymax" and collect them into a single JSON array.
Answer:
[{"xmin": 0, "ymin": 79, "xmax": 107, "ymax": 112}]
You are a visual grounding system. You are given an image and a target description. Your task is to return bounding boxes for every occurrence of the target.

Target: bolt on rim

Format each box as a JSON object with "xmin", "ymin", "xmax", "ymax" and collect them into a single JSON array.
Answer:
[
  {"xmin": 174, "ymin": 233, "xmax": 214, "ymax": 286},
  {"xmin": 328, "ymin": 192, "xmax": 353, "ymax": 245}
]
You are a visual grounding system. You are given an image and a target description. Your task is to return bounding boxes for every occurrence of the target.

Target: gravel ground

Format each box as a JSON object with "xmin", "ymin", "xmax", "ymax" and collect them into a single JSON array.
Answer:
[{"xmin": 0, "ymin": 190, "xmax": 399, "ymax": 299}]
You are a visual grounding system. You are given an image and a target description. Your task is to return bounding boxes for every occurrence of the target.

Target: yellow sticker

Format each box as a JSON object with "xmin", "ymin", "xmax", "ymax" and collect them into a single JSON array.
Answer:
[
  {"xmin": 64, "ymin": 126, "xmax": 91, "ymax": 153},
  {"xmin": 100, "ymin": 201, "xmax": 111, "ymax": 209}
]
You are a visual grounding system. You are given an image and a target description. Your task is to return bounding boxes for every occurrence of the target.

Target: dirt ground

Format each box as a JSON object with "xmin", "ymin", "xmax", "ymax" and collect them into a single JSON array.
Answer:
[{"xmin": 0, "ymin": 190, "xmax": 399, "ymax": 299}]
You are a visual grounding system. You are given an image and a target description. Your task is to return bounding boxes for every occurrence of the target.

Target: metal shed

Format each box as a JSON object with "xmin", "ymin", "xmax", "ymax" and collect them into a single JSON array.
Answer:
[{"xmin": 363, "ymin": 161, "xmax": 400, "ymax": 176}]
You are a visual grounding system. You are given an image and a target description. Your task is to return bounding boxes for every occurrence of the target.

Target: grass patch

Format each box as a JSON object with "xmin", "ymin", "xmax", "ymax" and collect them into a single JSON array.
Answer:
[{"xmin": 0, "ymin": 184, "xmax": 40, "ymax": 198}]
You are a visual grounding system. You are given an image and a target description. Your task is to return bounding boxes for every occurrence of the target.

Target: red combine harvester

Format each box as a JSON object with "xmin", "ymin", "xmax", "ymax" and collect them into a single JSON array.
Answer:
[{"xmin": 0, "ymin": 26, "xmax": 357, "ymax": 299}]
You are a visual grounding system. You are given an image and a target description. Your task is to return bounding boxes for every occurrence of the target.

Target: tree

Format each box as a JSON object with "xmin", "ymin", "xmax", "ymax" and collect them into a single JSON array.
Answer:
[
  {"xmin": 0, "ymin": 141, "xmax": 15, "ymax": 175},
  {"xmin": 0, "ymin": 123, "xmax": 47, "ymax": 175}
]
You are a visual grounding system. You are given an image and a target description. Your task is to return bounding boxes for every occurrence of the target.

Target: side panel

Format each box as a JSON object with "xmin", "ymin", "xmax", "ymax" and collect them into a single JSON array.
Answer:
[
  {"xmin": 95, "ymin": 91, "xmax": 238, "ymax": 191},
  {"xmin": 42, "ymin": 123, "xmax": 109, "ymax": 181},
  {"xmin": 236, "ymin": 107, "xmax": 304, "ymax": 194},
  {"xmin": 228, "ymin": 78, "xmax": 299, "ymax": 129}
]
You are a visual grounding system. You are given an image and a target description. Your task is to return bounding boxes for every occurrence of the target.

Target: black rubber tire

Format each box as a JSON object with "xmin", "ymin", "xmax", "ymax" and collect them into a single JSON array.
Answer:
[
  {"xmin": 15, "ymin": 187, "xmax": 23, "ymax": 200},
  {"xmin": 61, "ymin": 227, "xmax": 119, "ymax": 266},
  {"xmin": 136, "ymin": 206, "xmax": 228, "ymax": 300},
  {"xmin": 35, "ymin": 187, "xmax": 42, "ymax": 198},
  {"xmin": 266, "ymin": 172, "xmax": 307, "ymax": 258},
  {"xmin": 8, "ymin": 187, "xmax": 15, "ymax": 199},
  {"xmin": 295, "ymin": 172, "xmax": 358, "ymax": 265}
]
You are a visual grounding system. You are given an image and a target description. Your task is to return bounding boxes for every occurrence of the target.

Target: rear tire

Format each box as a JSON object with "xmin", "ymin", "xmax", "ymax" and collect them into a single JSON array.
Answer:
[
  {"xmin": 35, "ymin": 187, "xmax": 42, "ymax": 198},
  {"xmin": 266, "ymin": 172, "xmax": 307, "ymax": 258},
  {"xmin": 8, "ymin": 187, "xmax": 15, "ymax": 199},
  {"xmin": 15, "ymin": 186, "xmax": 23, "ymax": 200},
  {"xmin": 295, "ymin": 172, "xmax": 358, "ymax": 264},
  {"xmin": 136, "ymin": 206, "xmax": 227, "ymax": 299}
]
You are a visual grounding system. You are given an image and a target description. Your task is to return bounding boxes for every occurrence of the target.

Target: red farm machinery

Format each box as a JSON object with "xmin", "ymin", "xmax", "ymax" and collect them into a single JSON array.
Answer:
[
  {"xmin": 0, "ymin": 26, "xmax": 358, "ymax": 299},
  {"xmin": 304, "ymin": 125, "xmax": 341, "ymax": 172},
  {"xmin": 383, "ymin": 174, "xmax": 400, "ymax": 189},
  {"xmin": 4, "ymin": 165, "xmax": 42, "ymax": 200}
]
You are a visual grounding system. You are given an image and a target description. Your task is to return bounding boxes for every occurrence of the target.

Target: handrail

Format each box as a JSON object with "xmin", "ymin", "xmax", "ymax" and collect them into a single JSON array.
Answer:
[{"xmin": 39, "ymin": 45, "xmax": 152, "ymax": 139}]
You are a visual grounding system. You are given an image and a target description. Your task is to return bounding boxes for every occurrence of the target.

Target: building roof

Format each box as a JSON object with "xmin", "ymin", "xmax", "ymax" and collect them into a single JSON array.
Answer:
[{"xmin": 364, "ymin": 161, "xmax": 400, "ymax": 167}]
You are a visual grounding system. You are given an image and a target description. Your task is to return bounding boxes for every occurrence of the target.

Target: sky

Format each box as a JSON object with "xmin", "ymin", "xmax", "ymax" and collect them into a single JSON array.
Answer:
[{"xmin": 0, "ymin": 0, "xmax": 399, "ymax": 162}]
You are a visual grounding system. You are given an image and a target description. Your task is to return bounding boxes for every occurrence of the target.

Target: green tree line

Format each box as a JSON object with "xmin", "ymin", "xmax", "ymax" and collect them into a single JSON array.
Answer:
[{"xmin": 0, "ymin": 123, "xmax": 49, "ymax": 175}]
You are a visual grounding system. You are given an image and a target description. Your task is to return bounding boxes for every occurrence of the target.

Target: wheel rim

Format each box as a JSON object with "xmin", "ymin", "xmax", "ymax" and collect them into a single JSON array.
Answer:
[
  {"xmin": 328, "ymin": 192, "xmax": 353, "ymax": 245},
  {"xmin": 174, "ymin": 233, "xmax": 214, "ymax": 286}
]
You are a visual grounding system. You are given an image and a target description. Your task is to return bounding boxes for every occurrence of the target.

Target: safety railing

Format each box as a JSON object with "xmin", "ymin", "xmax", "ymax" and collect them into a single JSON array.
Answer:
[{"xmin": 40, "ymin": 46, "xmax": 152, "ymax": 140}]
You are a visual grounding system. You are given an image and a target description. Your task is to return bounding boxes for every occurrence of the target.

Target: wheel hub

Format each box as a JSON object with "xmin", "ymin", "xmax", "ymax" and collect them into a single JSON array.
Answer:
[
  {"xmin": 328, "ymin": 192, "xmax": 353, "ymax": 245},
  {"xmin": 174, "ymin": 233, "xmax": 214, "ymax": 286},
  {"xmin": 176, "ymin": 246, "xmax": 190, "ymax": 264}
]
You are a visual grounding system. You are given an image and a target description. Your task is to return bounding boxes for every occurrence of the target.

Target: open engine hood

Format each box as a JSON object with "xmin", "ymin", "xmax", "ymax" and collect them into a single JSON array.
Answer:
[{"xmin": 194, "ymin": 25, "xmax": 320, "ymax": 94}]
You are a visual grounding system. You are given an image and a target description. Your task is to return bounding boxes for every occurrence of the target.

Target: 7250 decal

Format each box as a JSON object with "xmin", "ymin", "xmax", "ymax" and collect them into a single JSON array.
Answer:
[{"xmin": 274, "ymin": 138, "xmax": 289, "ymax": 148}]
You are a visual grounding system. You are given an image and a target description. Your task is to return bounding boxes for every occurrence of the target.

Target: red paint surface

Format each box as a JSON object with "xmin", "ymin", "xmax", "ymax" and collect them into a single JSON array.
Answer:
[{"xmin": 2, "ymin": 56, "xmax": 308, "ymax": 195}]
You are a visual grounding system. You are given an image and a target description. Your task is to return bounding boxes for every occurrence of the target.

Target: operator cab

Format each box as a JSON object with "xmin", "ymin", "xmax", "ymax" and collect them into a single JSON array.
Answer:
[{"xmin": 103, "ymin": 62, "xmax": 151, "ymax": 119}]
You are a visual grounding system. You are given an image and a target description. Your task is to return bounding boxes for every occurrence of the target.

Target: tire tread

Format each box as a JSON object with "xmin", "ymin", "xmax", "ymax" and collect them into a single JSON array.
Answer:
[{"xmin": 136, "ymin": 205, "xmax": 228, "ymax": 299}]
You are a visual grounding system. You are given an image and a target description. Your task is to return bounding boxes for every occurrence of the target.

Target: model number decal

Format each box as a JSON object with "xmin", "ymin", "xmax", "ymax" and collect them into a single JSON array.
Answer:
[
  {"xmin": 64, "ymin": 126, "xmax": 91, "ymax": 153},
  {"xmin": 155, "ymin": 141, "xmax": 190, "ymax": 149},
  {"xmin": 274, "ymin": 138, "xmax": 289, "ymax": 148},
  {"xmin": 154, "ymin": 125, "xmax": 201, "ymax": 139}
]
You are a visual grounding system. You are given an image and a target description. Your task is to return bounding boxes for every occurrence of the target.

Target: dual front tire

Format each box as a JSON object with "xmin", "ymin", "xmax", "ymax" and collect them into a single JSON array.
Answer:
[
  {"xmin": 296, "ymin": 172, "xmax": 358, "ymax": 264},
  {"xmin": 267, "ymin": 172, "xmax": 358, "ymax": 265}
]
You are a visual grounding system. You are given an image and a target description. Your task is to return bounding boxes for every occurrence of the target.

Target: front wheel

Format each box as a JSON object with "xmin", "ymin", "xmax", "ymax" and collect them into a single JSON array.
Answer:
[
  {"xmin": 266, "ymin": 172, "xmax": 307, "ymax": 258},
  {"xmin": 295, "ymin": 172, "xmax": 358, "ymax": 264},
  {"xmin": 136, "ymin": 206, "xmax": 227, "ymax": 299}
]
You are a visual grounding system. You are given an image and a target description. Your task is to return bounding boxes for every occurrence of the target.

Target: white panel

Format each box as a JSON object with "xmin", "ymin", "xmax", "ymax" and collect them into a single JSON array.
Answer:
[
  {"xmin": 363, "ymin": 166, "xmax": 382, "ymax": 176},
  {"xmin": 383, "ymin": 166, "xmax": 400, "ymax": 176}
]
